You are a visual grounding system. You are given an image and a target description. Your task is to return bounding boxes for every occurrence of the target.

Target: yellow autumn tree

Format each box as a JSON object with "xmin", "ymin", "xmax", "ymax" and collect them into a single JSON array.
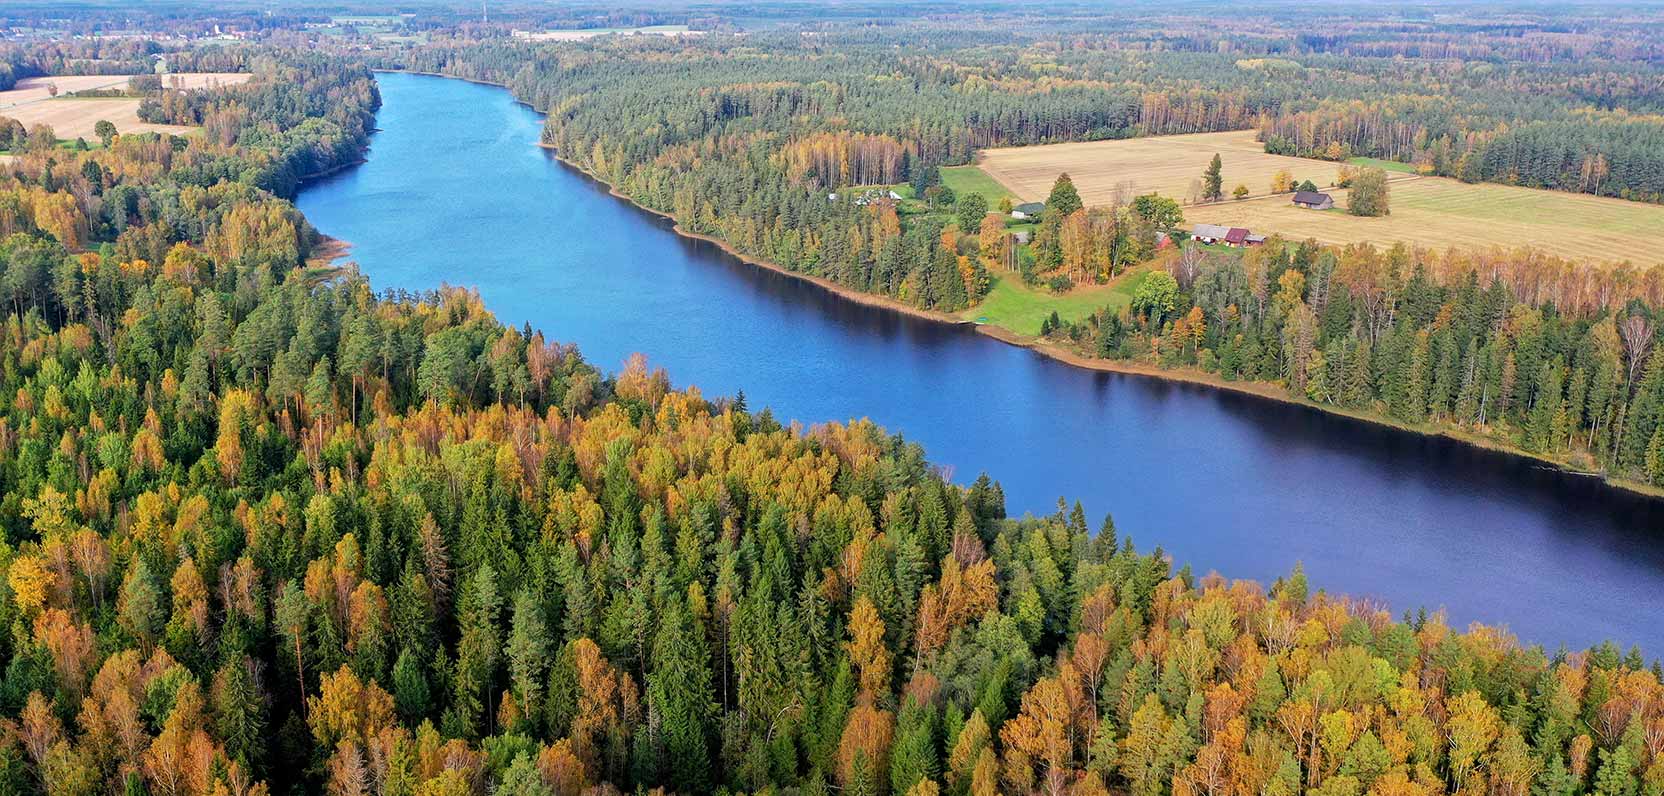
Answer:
[{"xmin": 847, "ymin": 596, "xmax": 892, "ymax": 697}]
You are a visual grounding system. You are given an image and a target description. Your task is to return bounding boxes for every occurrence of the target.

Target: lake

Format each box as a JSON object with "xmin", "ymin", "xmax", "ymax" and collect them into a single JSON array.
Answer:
[{"xmin": 297, "ymin": 71, "xmax": 1664, "ymax": 654}]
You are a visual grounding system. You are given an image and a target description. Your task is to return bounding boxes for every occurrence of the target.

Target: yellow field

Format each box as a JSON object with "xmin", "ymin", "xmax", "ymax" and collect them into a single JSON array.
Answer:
[
  {"xmin": 978, "ymin": 130, "xmax": 1664, "ymax": 266},
  {"xmin": 978, "ymin": 130, "xmax": 1366, "ymax": 205},
  {"xmin": 0, "ymin": 73, "xmax": 251, "ymax": 141}
]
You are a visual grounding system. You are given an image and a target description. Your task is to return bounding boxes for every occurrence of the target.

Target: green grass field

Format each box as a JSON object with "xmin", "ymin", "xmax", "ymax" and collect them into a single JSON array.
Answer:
[
  {"xmin": 941, "ymin": 165, "xmax": 1015, "ymax": 206},
  {"xmin": 1347, "ymin": 156, "xmax": 1417, "ymax": 174},
  {"xmin": 965, "ymin": 269, "xmax": 1150, "ymax": 335}
]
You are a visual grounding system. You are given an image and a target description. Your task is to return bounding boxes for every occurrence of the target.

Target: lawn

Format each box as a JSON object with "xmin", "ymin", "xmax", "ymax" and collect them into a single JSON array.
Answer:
[
  {"xmin": 941, "ymin": 164, "xmax": 1016, "ymax": 206},
  {"xmin": 965, "ymin": 269, "xmax": 1149, "ymax": 335},
  {"xmin": 1347, "ymin": 156, "xmax": 1417, "ymax": 174}
]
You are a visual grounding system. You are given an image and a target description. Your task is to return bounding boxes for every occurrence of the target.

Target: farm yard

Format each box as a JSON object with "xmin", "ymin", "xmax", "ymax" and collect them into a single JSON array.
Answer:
[
  {"xmin": 976, "ymin": 130, "xmax": 1664, "ymax": 266},
  {"xmin": 0, "ymin": 73, "xmax": 251, "ymax": 142}
]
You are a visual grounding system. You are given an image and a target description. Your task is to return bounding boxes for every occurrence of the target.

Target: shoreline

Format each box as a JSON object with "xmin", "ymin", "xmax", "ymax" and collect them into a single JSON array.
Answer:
[
  {"xmin": 367, "ymin": 68, "xmax": 1664, "ymax": 503},
  {"xmin": 295, "ymin": 156, "xmax": 368, "ymax": 186}
]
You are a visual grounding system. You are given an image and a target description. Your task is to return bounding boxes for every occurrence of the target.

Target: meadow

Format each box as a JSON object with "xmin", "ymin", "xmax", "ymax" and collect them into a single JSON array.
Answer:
[
  {"xmin": 977, "ymin": 130, "xmax": 1664, "ymax": 266},
  {"xmin": 940, "ymin": 163, "xmax": 1015, "ymax": 205},
  {"xmin": 965, "ymin": 268, "xmax": 1149, "ymax": 334}
]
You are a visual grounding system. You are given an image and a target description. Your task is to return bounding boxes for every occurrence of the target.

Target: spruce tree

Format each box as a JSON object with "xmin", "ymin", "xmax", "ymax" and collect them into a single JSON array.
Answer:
[
  {"xmin": 1202, "ymin": 154, "xmax": 1224, "ymax": 202},
  {"xmin": 1046, "ymin": 173, "xmax": 1083, "ymax": 216},
  {"xmin": 648, "ymin": 600, "xmax": 716, "ymax": 792}
]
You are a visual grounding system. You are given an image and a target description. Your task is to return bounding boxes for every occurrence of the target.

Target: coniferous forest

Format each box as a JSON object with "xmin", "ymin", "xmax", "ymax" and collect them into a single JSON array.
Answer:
[{"xmin": 0, "ymin": 6, "xmax": 1663, "ymax": 796}]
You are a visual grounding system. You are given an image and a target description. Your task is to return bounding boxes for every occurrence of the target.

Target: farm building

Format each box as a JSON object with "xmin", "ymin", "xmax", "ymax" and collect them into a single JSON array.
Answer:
[
  {"xmin": 1192, "ymin": 224, "xmax": 1264, "ymax": 247},
  {"xmin": 1011, "ymin": 202, "xmax": 1045, "ymax": 219},
  {"xmin": 1293, "ymin": 191, "xmax": 1334, "ymax": 210},
  {"xmin": 1192, "ymin": 223, "xmax": 1230, "ymax": 244}
]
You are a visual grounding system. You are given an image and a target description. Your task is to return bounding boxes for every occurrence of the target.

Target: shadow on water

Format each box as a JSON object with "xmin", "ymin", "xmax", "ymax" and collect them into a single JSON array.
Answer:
[{"xmin": 299, "ymin": 70, "xmax": 1664, "ymax": 655}]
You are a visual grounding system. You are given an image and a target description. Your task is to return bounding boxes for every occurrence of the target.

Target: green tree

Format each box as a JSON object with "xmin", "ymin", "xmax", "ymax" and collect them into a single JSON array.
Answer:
[
  {"xmin": 1346, "ymin": 168, "xmax": 1391, "ymax": 216},
  {"xmin": 1132, "ymin": 271, "xmax": 1180, "ymax": 327},
  {"xmin": 1046, "ymin": 173, "xmax": 1083, "ymax": 217},
  {"xmin": 447, "ymin": 565, "xmax": 503, "ymax": 739},
  {"xmin": 93, "ymin": 120, "xmax": 117, "ymax": 148},
  {"xmin": 955, "ymin": 193, "xmax": 988, "ymax": 232},
  {"xmin": 1132, "ymin": 193, "xmax": 1184, "ymax": 230},
  {"xmin": 506, "ymin": 588, "xmax": 550, "ymax": 722},
  {"xmin": 647, "ymin": 600, "xmax": 715, "ymax": 792},
  {"xmin": 1202, "ymin": 154, "xmax": 1224, "ymax": 202},
  {"xmin": 211, "ymin": 656, "xmax": 268, "ymax": 773}
]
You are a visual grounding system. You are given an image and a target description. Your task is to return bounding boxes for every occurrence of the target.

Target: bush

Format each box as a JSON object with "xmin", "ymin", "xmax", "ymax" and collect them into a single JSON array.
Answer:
[{"xmin": 1047, "ymin": 275, "xmax": 1074, "ymax": 294}]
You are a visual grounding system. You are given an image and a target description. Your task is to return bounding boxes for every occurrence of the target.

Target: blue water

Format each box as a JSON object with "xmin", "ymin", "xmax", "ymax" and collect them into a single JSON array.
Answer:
[{"xmin": 298, "ymin": 71, "xmax": 1664, "ymax": 654}]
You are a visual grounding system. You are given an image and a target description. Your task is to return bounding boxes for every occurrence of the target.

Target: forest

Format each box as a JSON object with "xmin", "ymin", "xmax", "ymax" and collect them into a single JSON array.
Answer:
[
  {"xmin": 0, "ymin": 10, "xmax": 1662, "ymax": 796},
  {"xmin": 1, "ymin": 44, "xmax": 1664, "ymax": 795},
  {"xmin": 1030, "ymin": 217, "xmax": 1664, "ymax": 485}
]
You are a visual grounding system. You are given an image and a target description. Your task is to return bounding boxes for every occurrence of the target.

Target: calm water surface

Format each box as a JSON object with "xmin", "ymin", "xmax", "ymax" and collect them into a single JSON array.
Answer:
[{"xmin": 298, "ymin": 72, "xmax": 1664, "ymax": 653}]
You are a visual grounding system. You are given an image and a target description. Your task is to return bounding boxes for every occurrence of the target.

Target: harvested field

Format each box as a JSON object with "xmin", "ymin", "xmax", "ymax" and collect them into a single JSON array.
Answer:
[
  {"xmin": 0, "ymin": 73, "xmax": 251, "ymax": 142},
  {"xmin": 978, "ymin": 130, "xmax": 1664, "ymax": 266},
  {"xmin": 1196, "ymin": 177, "xmax": 1663, "ymax": 266},
  {"xmin": 977, "ymin": 130, "xmax": 1370, "ymax": 206}
]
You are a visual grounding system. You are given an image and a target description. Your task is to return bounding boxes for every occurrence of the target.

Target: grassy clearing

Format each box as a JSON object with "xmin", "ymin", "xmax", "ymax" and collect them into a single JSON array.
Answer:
[
  {"xmin": 1348, "ymin": 156, "xmax": 1417, "ymax": 174},
  {"xmin": 965, "ymin": 269, "xmax": 1149, "ymax": 335},
  {"xmin": 941, "ymin": 164, "xmax": 1015, "ymax": 206}
]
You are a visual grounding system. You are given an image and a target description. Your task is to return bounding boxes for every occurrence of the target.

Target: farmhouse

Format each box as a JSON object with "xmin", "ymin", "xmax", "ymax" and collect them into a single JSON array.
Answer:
[
  {"xmin": 1293, "ymin": 191, "xmax": 1334, "ymax": 210},
  {"xmin": 1011, "ymin": 202, "xmax": 1045, "ymax": 220}
]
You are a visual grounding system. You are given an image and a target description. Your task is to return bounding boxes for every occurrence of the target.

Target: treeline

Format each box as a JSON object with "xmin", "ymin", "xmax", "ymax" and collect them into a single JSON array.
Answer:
[
  {"xmin": 1043, "ymin": 238, "xmax": 1664, "ymax": 484},
  {"xmin": 0, "ymin": 40, "xmax": 265, "ymax": 90},
  {"xmin": 2, "ymin": 48, "xmax": 374, "ymax": 208},
  {"xmin": 1260, "ymin": 104, "xmax": 1664, "ymax": 203}
]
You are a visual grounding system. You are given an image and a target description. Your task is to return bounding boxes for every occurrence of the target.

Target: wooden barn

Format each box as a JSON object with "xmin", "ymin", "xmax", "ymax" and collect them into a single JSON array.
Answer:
[{"xmin": 1293, "ymin": 190, "xmax": 1334, "ymax": 210}]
